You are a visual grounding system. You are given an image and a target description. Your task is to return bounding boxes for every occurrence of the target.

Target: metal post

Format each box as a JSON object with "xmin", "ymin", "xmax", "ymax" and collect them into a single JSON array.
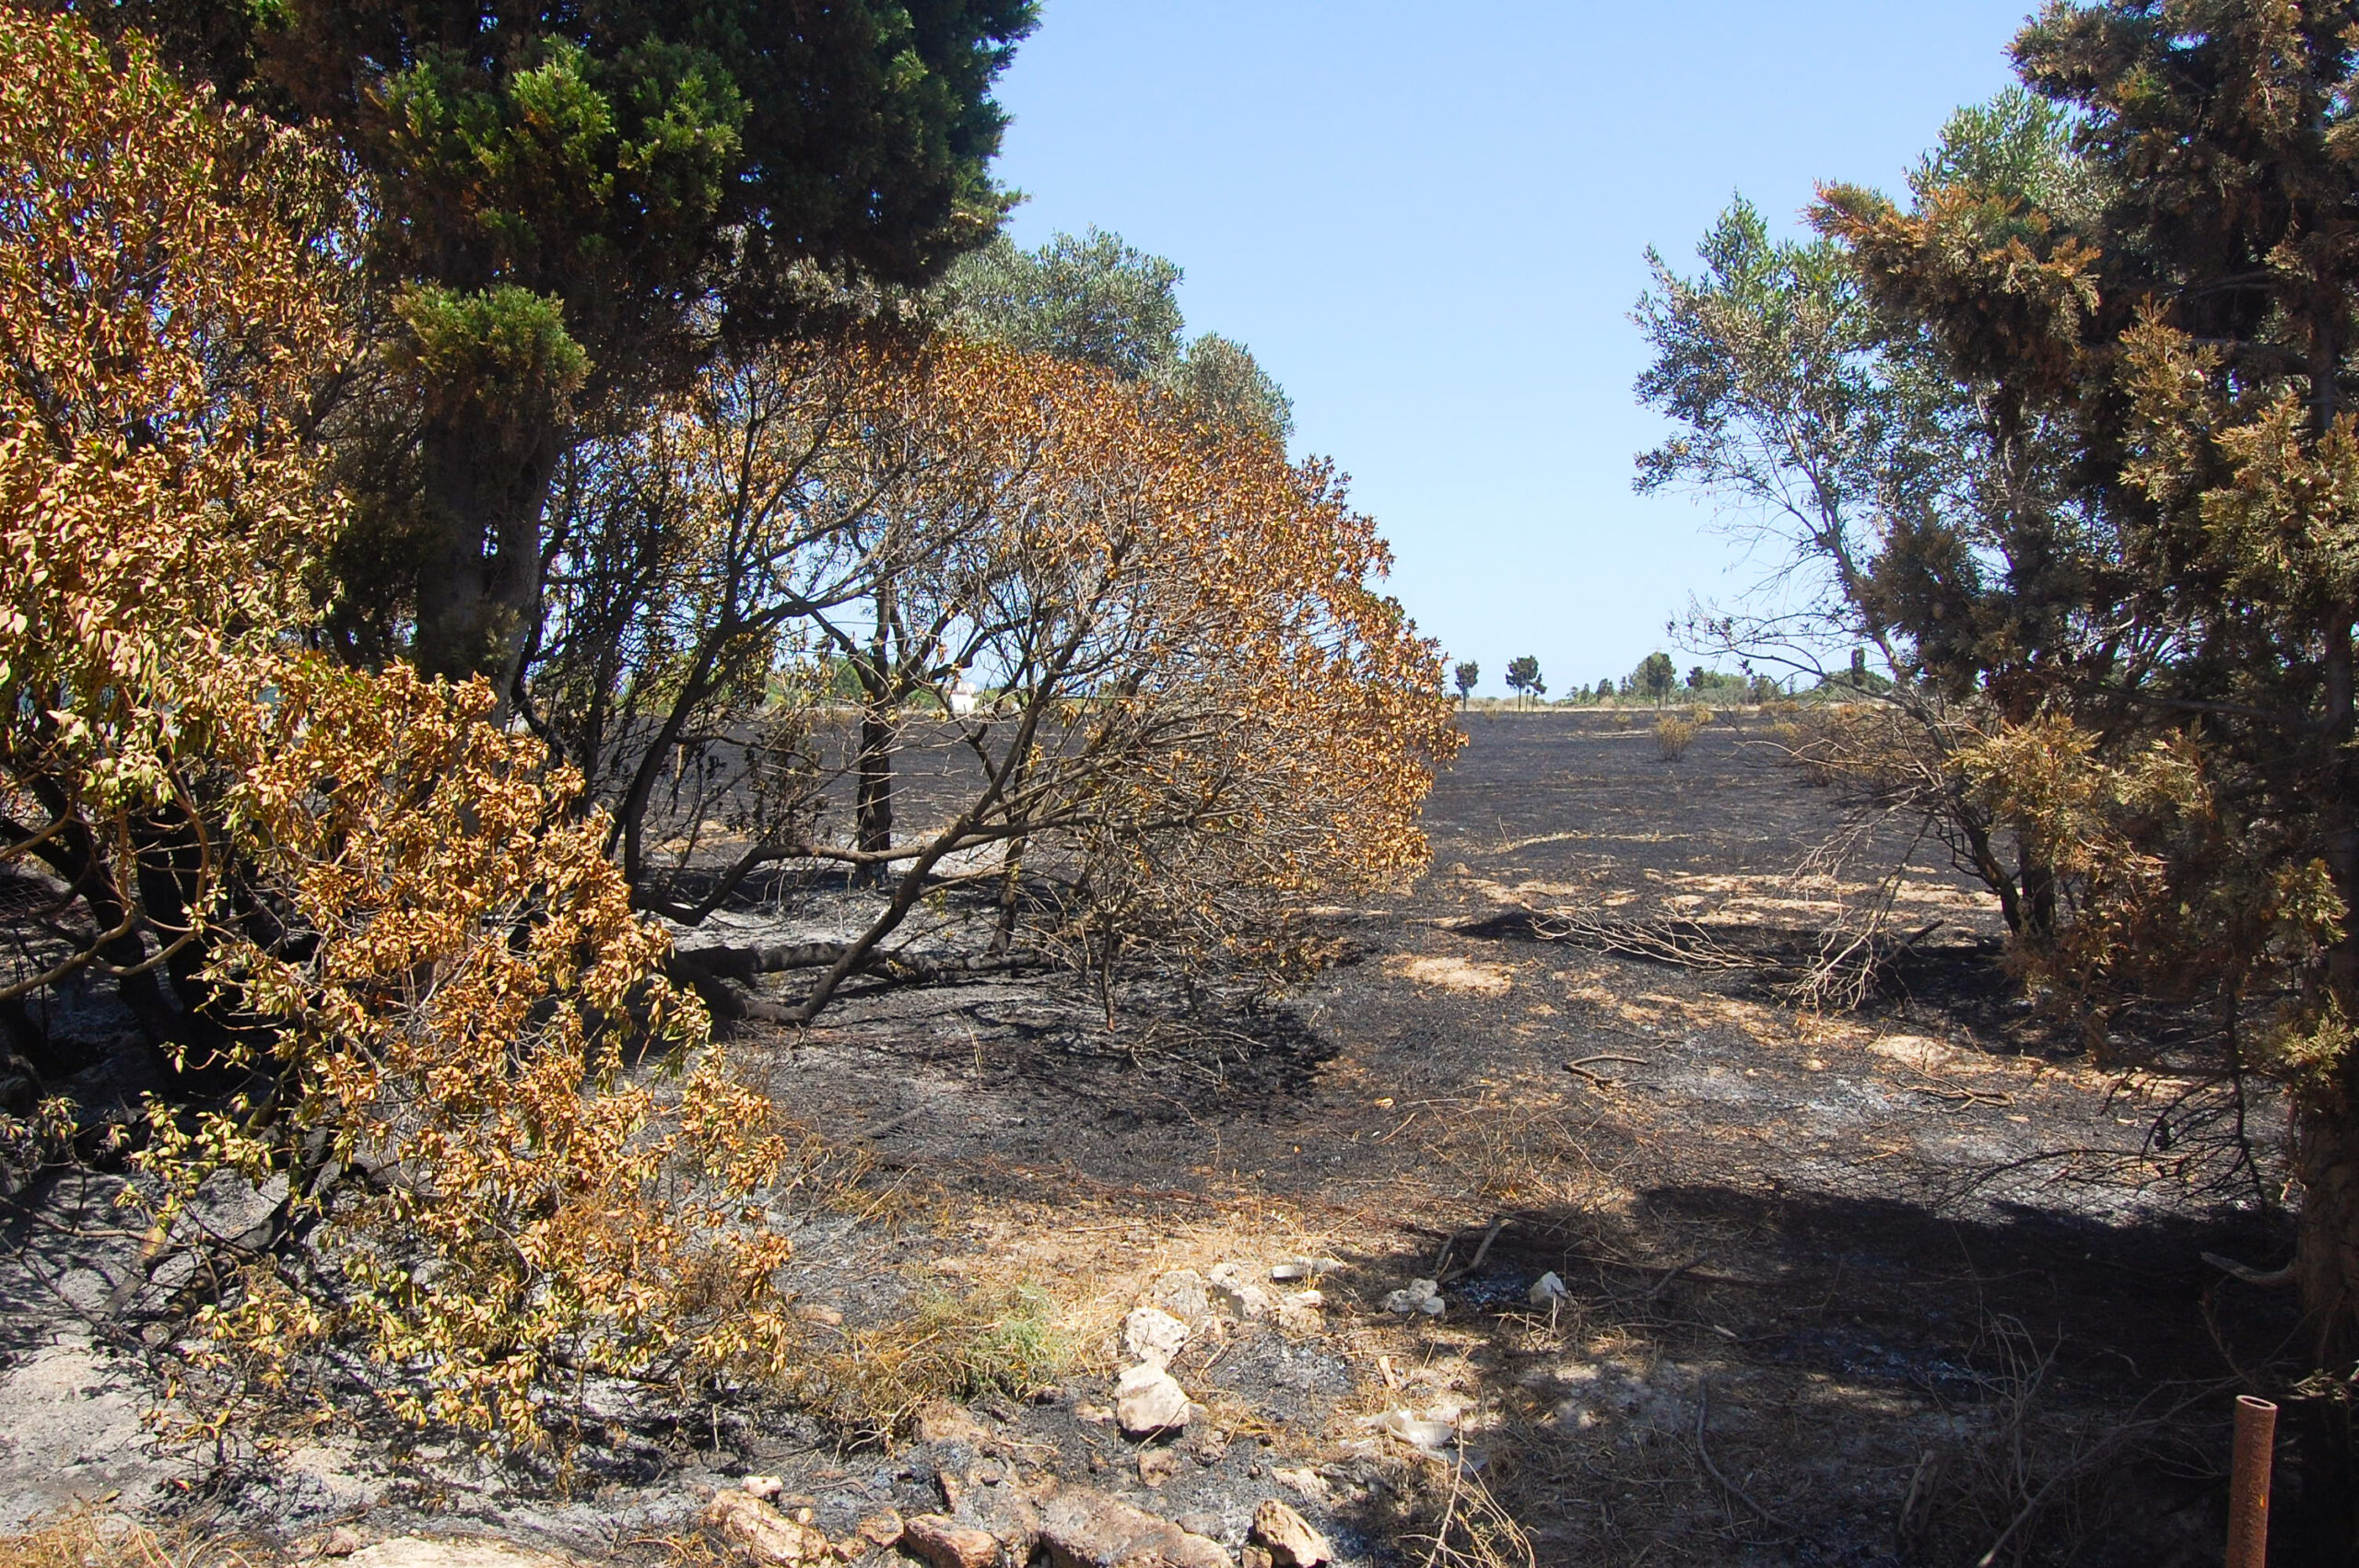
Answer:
[{"xmin": 2227, "ymin": 1394, "xmax": 2277, "ymax": 1568}]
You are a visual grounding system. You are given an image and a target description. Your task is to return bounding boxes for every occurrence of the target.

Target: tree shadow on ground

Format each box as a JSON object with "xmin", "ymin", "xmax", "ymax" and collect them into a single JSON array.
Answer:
[{"xmin": 1318, "ymin": 1181, "xmax": 2298, "ymax": 1567}]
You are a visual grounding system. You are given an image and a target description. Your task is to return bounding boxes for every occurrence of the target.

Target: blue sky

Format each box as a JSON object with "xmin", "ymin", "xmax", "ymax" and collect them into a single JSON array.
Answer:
[{"xmin": 986, "ymin": 1, "xmax": 2036, "ymax": 696}]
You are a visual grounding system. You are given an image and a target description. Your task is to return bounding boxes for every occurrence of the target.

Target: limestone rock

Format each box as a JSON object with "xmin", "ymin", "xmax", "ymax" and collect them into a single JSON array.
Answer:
[
  {"xmin": 700, "ymin": 1492, "xmax": 832, "ymax": 1567},
  {"xmin": 855, "ymin": 1511, "xmax": 905, "ymax": 1550},
  {"xmin": 1122, "ymin": 1306, "xmax": 1191, "ymax": 1369},
  {"xmin": 1250, "ymin": 1501, "xmax": 1331, "ymax": 1568},
  {"xmin": 900, "ymin": 1516, "xmax": 1000, "ymax": 1568},
  {"xmin": 916, "ymin": 1400, "xmax": 997, "ymax": 1448},
  {"xmin": 1137, "ymin": 1447, "xmax": 1180, "ymax": 1488},
  {"xmin": 1269, "ymin": 1468, "xmax": 1331, "ymax": 1505},
  {"xmin": 1036, "ymin": 1483, "xmax": 1233, "ymax": 1568},
  {"xmin": 318, "ymin": 1529, "xmax": 364, "ymax": 1559},
  {"xmin": 1150, "ymin": 1270, "xmax": 1212, "ymax": 1325},
  {"xmin": 1114, "ymin": 1363, "xmax": 1191, "ymax": 1435},
  {"xmin": 1528, "ymin": 1271, "xmax": 1569, "ymax": 1306},
  {"xmin": 1206, "ymin": 1264, "xmax": 1273, "ymax": 1321},
  {"xmin": 1380, "ymin": 1279, "xmax": 1445, "ymax": 1316},
  {"xmin": 1181, "ymin": 1422, "xmax": 1230, "ymax": 1466},
  {"xmin": 1267, "ymin": 1258, "xmax": 1344, "ymax": 1283},
  {"xmin": 346, "ymin": 1540, "xmax": 565, "ymax": 1568}
]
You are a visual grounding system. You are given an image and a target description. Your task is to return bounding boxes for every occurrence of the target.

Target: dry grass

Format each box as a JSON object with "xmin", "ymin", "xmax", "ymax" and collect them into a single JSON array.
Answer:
[
  {"xmin": 1388, "ymin": 954, "xmax": 1515, "ymax": 995},
  {"xmin": 792, "ymin": 1280, "xmax": 1073, "ymax": 1440},
  {"xmin": 0, "ymin": 1514, "xmax": 266, "ymax": 1568},
  {"xmin": 1654, "ymin": 715, "xmax": 1701, "ymax": 760},
  {"xmin": 1390, "ymin": 1456, "xmax": 1539, "ymax": 1568}
]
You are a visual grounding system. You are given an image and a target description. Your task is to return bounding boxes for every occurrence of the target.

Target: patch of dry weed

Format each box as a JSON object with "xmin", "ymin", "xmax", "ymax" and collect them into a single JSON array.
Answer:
[{"xmin": 0, "ymin": 1515, "xmax": 265, "ymax": 1568}]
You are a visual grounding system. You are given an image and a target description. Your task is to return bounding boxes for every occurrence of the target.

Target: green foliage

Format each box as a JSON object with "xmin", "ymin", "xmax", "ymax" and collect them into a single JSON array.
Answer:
[
  {"xmin": 1642, "ymin": 0, "xmax": 2359, "ymax": 1373},
  {"xmin": 940, "ymin": 228, "xmax": 1185, "ymax": 379},
  {"xmin": 1453, "ymin": 660, "xmax": 1480, "ymax": 703},
  {"xmin": 1633, "ymin": 651, "xmax": 1676, "ymax": 703},
  {"xmin": 391, "ymin": 284, "xmax": 587, "ymax": 427},
  {"xmin": 938, "ymin": 228, "xmax": 1294, "ymax": 441},
  {"xmin": 1505, "ymin": 654, "xmax": 1544, "ymax": 706},
  {"xmin": 1170, "ymin": 331, "xmax": 1296, "ymax": 442},
  {"xmin": 97, "ymin": 0, "xmax": 1039, "ymax": 685}
]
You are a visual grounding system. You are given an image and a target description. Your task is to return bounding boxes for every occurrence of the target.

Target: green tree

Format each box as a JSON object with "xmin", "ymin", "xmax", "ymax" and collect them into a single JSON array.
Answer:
[
  {"xmin": 1634, "ymin": 650, "xmax": 1676, "ymax": 705},
  {"xmin": 1665, "ymin": 2, "xmax": 2359, "ymax": 1510},
  {"xmin": 1452, "ymin": 660, "xmax": 1480, "ymax": 707},
  {"xmin": 1505, "ymin": 654, "xmax": 1543, "ymax": 708},
  {"xmin": 100, "ymin": 0, "xmax": 1039, "ymax": 691},
  {"xmin": 1634, "ymin": 103, "xmax": 2104, "ymax": 948},
  {"xmin": 939, "ymin": 228, "xmax": 1293, "ymax": 441}
]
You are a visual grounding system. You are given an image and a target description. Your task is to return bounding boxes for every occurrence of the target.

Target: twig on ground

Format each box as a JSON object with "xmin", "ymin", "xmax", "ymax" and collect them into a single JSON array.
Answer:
[
  {"xmin": 1563, "ymin": 1054, "xmax": 1647, "ymax": 1086},
  {"xmin": 1695, "ymin": 1381, "xmax": 1788, "ymax": 1532}
]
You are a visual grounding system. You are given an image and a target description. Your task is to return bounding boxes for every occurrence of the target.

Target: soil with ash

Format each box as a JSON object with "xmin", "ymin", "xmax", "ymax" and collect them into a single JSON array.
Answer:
[{"xmin": 0, "ymin": 711, "xmax": 2307, "ymax": 1568}]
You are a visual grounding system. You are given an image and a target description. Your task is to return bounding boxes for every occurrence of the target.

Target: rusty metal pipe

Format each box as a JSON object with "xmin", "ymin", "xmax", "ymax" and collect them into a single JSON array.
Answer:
[{"xmin": 2227, "ymin": 1394, "xmax": 2277, "ymax": 1568}]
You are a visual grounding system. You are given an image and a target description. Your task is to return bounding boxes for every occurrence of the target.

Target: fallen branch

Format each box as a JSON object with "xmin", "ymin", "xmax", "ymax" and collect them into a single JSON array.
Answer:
[
  {"xmin": 1563, "ymin": 1053, "xmax": 1647, "ymax": 1086},
  {"xmin": 1438, "ymin": 1215, "xmax": 1512, "ymax": 1282},
  {"xmin": 672, "ymin": 942, "xmax": 1047, "ymax": 1024},
  {"xmin": 2201, "ymin": 1251, "xmax": 2296, "ymax": 1288}
]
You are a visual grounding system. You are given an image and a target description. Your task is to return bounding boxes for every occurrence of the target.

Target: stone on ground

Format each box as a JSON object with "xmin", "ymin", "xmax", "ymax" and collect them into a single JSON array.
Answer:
[
  {"xmin": 1150, "ymin": 1270, "xmax": 1212, "ymax": 1325},
  {"xmin": 899, "ymin": 1515, "xmax": 1001, "ymax": 1568},
  {"xmin": 346, "ymin": 1541, "xmax": 567, "ymax": 1568},
  {"xmin": 1122, "ymin": 1306, "xmax": 1191, "ymax": 1368},
  {"xmin": 1250, "ymin": 1500, "xmax": 1332, "ymax": 1568},
  {"xmin": 1036, "ymin": 1482, "xmax": 1233, "ymax": 1568},
  {"xmin": 700, "ymin": 1489, "xmax": 833, "ymax": 1566},
  {"xmin": 1114, "ymin": 1363, "xmax": 1191, "ymax": 1435},
  {"xmin": 1206, "ymin": 1264, "xmax": 1273, "ymax": 1321}
]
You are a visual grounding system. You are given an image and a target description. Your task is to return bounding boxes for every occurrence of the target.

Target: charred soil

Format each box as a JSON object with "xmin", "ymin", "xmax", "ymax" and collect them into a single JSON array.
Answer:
[{"xmin": 1, "ymin": 710, "xmax": 2307, "ymax": 1567}]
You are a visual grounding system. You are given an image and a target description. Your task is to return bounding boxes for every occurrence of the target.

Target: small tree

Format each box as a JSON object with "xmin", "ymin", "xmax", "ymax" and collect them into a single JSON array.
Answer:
[
  {"xmin": 1636, "ymin": 650, "xmax": 1676, "ymax": 705},
  {"xmin": 1505, "ymin": 654, "xmax": 1543, "ymax": 708},
  {"xmin": 1453, "ymin": 660, "xmax": 1480, "ymax": 708}
]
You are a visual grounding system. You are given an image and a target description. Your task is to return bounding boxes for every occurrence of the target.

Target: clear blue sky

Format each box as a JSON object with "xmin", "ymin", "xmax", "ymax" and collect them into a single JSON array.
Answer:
[{"xmin": 986, "ymin": 1, "xmax": 2036, "ymax": 696}]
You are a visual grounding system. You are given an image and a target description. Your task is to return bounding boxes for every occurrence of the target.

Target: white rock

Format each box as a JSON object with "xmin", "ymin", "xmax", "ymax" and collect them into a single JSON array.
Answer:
[
  {"xmin": 1208, "ymin": 1263, "xmax": 1273, "ymax": 1320},
  {"xmin": 1150, "ymin": 1269, "xmax": 1212, "ymax": 1325},
  {"xmin": 1113, "ymin": 1363, "xmax": 1191, "ymax": 1435},
  {"xmin": 1528, "ymin": 1271, "xmax": 1570, "ymax": 1305},
  {"xmin": 1270, "ymin": 1466, "xmax": 1332, "ymax": 1504},
  {"xmin": 741, "ymin": 1475, "xmax": 785, "ymax": 1500},
  {"xmin": 1121, "ymin": 1306, "xmax": 1191, "ymax": 1369},
  {"xmin": 347, "ymin": 1542, "xmax": 567, "ymax": 1568},
  {"xmin": 1268, "ymin": 1262, "xmax": 1312, "ymax": 1282},
  {"xmin": 1381, "ymin": 1278, "xmax": 1445, "ymax": 1316},
  {"xmin": 1372, "ymin": 1409, "xmax": 1456, "ymax": 1451}
]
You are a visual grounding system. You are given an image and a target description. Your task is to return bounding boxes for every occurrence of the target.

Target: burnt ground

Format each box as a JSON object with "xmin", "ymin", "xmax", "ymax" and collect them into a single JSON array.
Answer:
[{"xmin": 0, "ymin": 709, "xmax": 2312, "ymax": 1567}]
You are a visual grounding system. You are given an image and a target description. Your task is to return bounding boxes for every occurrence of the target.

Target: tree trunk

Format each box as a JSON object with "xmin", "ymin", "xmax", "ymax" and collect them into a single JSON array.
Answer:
[
  {"xmin": 410, "ymin": 409, "xmax": 561, "ymax": 697},
  {"xmin": 853, "ymin": 704, "xmax": 895, "ymax": 883},
  {"xmin": 2290, "ymin": 1080, "xmax": 2359, "ymax": 1566}
]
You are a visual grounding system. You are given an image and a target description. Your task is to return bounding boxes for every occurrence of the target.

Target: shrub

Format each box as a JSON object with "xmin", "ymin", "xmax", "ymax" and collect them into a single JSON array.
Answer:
[
  {"xmin": 2, "ymin": 12, "xmax": 796, "ymax": 1454},
  {"xmin": 1655, "ymin": 714, "xmax": 1701, "ymax": 759}
]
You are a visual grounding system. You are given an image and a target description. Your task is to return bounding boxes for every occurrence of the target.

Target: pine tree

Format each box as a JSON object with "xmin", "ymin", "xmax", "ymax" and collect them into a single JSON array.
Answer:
[
  {"xmin": 1806, "ymin": 4, "xmax": 2359, "ymax": 1525},
  {"xmin": 94, "ymin": 0, "xmax": 1038, "ymax": 690}
]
